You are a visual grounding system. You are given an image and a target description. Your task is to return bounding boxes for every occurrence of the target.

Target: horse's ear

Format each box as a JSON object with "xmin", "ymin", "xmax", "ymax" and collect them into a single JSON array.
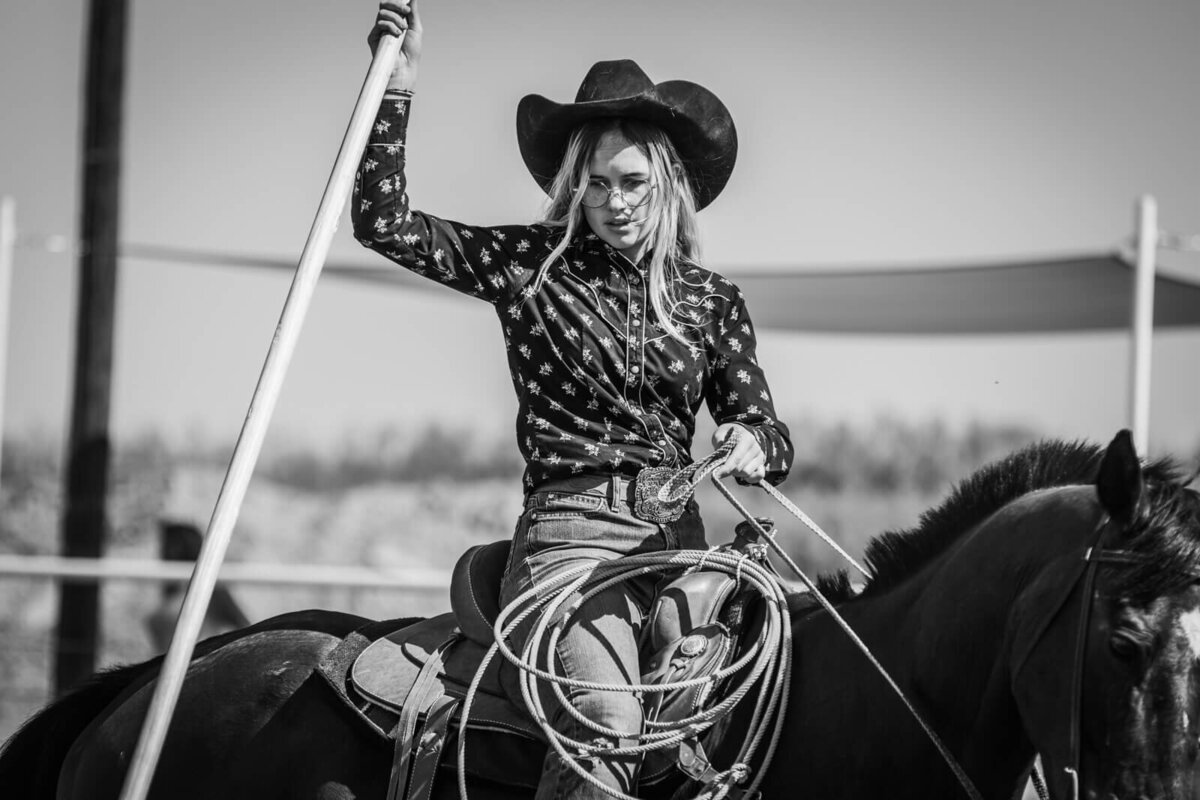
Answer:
[{"xmin": 1096, "ymin": 430, "xmax": 1142, "ymax": 526}]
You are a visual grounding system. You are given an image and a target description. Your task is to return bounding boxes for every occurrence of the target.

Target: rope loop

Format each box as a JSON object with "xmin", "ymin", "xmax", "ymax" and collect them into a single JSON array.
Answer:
[
  {"xmin": 634, "ymin": 441, "xmax": 737, "ymax": 524},
  {"xmin": 456, "ymin": 534, "xmax": 792, "ymax": 800},
  {"xmin": 657, "ymin": 440, "xmax": 736, "ymax": 503},
  {"xmin": 465, "ymin": 444, "xmax": 794, "ymax": 800}
]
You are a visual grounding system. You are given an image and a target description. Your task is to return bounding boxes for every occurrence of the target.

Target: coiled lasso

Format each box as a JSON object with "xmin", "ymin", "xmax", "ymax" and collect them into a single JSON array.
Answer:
[{"xmin": 456, "ymin": 496, "xmax": 793, "ymax": 800}]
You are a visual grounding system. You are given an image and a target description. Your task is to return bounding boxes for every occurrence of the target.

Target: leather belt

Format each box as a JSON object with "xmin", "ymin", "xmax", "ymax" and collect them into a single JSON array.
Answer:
[{"xmin": 526, "ymin": 474, "xmax": 637, "ymax": 510}]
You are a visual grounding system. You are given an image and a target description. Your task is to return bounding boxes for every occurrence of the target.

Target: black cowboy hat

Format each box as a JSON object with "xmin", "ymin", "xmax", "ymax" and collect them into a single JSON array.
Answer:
[{"xmin": 516, "ymin": 59, "xmax": 737, "ymax": 210}]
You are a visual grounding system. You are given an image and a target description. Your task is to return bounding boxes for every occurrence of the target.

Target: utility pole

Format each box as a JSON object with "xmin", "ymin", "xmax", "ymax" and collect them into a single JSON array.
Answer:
[
  {"xmin": 0, "ymin": 198, "xmax": 15, "ymax": 488},
  {"xmin": 55, "ymin": 0, "xmax": 128, "ymax": 694}
]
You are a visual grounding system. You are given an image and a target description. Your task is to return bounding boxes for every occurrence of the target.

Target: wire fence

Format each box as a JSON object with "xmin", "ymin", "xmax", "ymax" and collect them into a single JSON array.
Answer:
[{"xmin": 0, "ymin": 566, "xmax": 451, "ymax": 742}]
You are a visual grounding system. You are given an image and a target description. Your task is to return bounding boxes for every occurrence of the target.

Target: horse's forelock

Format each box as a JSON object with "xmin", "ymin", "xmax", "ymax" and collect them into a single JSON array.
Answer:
[{"xmin": 1113, "ymin": 470, "xmax": 1200, "ymax": 602}]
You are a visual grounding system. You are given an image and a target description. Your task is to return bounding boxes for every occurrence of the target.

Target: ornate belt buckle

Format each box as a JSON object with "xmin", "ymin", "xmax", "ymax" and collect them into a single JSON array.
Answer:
[{"xmin": 634, "ymin": 466, "xmax": 687, "ymax": 524}]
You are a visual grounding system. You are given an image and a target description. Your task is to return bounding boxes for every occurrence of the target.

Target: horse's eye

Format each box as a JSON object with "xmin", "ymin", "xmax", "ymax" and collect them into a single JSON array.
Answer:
[{"xmin": 1110, "ymin": 629, "xmax": 1149, "ymax": 661}]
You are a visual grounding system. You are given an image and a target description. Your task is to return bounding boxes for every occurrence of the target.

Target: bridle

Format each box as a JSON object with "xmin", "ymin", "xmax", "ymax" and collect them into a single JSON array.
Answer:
[
  {"xmin": 709, "ymin": 457, "xmax": 1193, "ymax": 800},
  {"xmin": 1013, "ymin": 514, "xmax": 1156, "ymax": 800},
  {"xmin": 1065, "ymin": 542, "xmax": 1151, "ymax": 798}
]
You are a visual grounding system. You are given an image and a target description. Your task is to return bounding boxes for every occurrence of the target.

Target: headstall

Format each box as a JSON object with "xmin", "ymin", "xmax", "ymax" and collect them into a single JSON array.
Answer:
[{"xmin": 1014, "ymin": 515, "xmax": 1154, "ymax": 800}]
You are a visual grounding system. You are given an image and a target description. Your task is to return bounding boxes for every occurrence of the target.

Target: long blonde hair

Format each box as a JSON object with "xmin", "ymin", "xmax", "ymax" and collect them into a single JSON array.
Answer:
[{"xmin": 531, "ymin": 118, "xmax": 705, "ymax": 344}]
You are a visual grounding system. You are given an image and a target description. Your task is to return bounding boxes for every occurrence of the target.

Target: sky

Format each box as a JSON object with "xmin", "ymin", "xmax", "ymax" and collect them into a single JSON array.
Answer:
[{"xmin": 2, "ymin": 0, "xmax": 1199, "ymax": 462}]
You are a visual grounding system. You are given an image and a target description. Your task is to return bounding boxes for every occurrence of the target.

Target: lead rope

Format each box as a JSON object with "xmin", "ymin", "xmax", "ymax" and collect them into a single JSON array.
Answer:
[{"xmin": 711, "ymin": 476, "xmax": 986, "ymax": 800}]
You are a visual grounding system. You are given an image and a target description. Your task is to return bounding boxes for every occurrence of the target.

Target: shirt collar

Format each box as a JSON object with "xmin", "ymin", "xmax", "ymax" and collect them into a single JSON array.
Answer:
[{"xmin": 566, "ymin": 231, "xmax": 652, "ymax": 273}]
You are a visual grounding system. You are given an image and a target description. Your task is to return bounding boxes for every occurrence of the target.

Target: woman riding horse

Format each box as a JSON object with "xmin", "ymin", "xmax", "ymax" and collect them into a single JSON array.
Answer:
[
  {"xmin": 6, "ymin": 2, "xmax": 1200, "ymax": 797},
  {"xmin": 2, "ymin": 436, "xmax": 1200, "ymax": 798},
  {"xmin": 355, "ymin": 3, "xmax": 793, "ymax": 799}
]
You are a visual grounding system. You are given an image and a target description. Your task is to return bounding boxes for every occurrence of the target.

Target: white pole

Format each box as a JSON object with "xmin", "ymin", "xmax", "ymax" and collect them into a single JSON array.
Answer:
[
  {"xmin": 1129, "ymin": 195, "xmax": 1157, "ymax": 457},
  {"xmin": 0, "ymin": 197, "xmax": 14, "ymax": 489},
  {"xmin": 116, "ymin": 33, "xmax": 403, "ymax": 800}
]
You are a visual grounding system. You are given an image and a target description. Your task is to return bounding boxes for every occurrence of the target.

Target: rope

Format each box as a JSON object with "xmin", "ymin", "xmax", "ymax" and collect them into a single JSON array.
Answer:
[
  {"xmin": 653, "ymin": 440, "xmax": 736, "ymax": 503},
  {"xmin": 454, "ymin": 444, "xmax": 982, "ymax": 800},
  {"xmin": 712, "ymin": 477, "xmax": 985, "ymax": 800},
  {"xmin": 1030, "ymin": 761, "xmax": 1051, "ymax": 800},
  {"xmin": 457, "ymin": 547, "xmax": 792, "ymax": 800},
  {"xmin": 758, "ymin": 481, "xmax": 868, "ymax": 577}
]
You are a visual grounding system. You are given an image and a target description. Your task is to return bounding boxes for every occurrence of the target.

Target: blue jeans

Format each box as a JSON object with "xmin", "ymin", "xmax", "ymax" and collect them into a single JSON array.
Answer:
[{"xmin": 498, "ymin": 474, "xmax": 707, "ymax": 800}]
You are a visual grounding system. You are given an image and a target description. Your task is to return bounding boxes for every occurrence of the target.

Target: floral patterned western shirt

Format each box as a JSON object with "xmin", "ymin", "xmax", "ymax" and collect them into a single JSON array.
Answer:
[{"xmin": 352, "ymin": 92, "xmax": 793, "ymax": 491}]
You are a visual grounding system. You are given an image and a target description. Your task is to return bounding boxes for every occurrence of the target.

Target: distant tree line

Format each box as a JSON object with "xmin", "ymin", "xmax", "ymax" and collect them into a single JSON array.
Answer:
[
  {"xmin": 0, "ymin": 417, "xmax": 1038, "ymax": 495},
  {"xmin": 786, "ymin": 417, "xmax": 1040, "ymax": 495},
  {"xmin": 3, "ymin": 417, "xmax": 1195, "ymax": 498}
]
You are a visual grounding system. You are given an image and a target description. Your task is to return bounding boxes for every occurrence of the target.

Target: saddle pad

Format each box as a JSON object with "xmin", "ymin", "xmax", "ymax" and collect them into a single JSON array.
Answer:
[
  {"xmin": 314, "ymin": 618, "xmax": 545, "ymax": 791},
  {"xmin": 351, "ymin": 612, "xmax": 543, "ymax": 742}
]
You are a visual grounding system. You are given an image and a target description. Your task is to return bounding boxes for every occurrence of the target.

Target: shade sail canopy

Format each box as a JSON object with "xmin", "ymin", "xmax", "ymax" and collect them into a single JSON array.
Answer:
[
  {"xmin": 123, "ymin": 245, "xmax": 1200, "ymax": 335},
  {"xmin": 733, "ymin": 254, "xmax": 1200, "ymax": 334}
]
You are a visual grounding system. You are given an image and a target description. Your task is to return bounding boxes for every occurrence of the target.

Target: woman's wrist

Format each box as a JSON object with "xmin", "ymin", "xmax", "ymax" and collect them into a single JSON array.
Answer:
[{"xmin": 385, "ymin": 62, "xmax": 418, "ymax": 94}]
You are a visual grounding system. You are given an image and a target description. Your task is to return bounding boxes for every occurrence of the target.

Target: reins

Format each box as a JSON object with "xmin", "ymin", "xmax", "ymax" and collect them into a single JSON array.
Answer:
[
  {"xmin": 463, "ymin": 446, "xmax": 1161, "ymax": 800},
  {"xmin": 710, "ymin": 476, "xmax": 986, "ymax": 800}
]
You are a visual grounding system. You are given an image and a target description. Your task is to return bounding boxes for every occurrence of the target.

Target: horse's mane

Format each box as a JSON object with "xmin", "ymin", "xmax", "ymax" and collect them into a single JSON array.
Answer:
[{"xmin": 814, "ymin": 439, "xmax": 1200, "ymax": 603}]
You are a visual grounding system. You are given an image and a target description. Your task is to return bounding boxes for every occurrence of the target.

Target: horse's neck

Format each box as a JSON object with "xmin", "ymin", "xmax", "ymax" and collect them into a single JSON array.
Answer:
[
  {"xmin": 849, "ymin": 486, "xmax": 1103, "ymax": 681},
  {"xmin": 774, "ymin": 486, "xmax": 1104, "ymax": 797},
  {"xmin": 920, "ymin": 486, "xmax": 1101, "ymax": 630}
]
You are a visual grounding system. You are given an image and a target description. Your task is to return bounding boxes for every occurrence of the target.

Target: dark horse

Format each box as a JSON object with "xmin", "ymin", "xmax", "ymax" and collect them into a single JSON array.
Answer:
[{"xmin": 2, "ymin": 431, "xmax": 1199, "ymax": 799}]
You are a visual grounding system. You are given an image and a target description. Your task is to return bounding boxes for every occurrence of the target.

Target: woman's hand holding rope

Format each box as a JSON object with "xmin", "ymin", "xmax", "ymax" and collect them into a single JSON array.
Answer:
[{"xmin": 711, "ymin": 423, "xmax": 766, "ymax": 483}]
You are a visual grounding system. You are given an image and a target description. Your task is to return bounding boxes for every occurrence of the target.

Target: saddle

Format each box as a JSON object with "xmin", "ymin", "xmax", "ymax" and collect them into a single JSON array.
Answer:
[{"xmin": 325, "ymin": 522, "xmax": 773, "ymax": 800}]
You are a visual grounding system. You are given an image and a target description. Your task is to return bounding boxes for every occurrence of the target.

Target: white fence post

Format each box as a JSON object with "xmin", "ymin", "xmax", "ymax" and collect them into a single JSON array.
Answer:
[
  {"xmin": 0, "ymin": 197, "xmax": 15, "ymax": 488},
  {"xmin": 1129, "ymin": 195, "xmax": 1157, "ymax": 457}
]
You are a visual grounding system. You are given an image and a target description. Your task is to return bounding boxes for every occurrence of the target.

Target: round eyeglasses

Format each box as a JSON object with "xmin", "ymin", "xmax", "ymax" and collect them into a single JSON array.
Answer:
[{"xmin": 579, "ymin": 179, "xmax": 655, "ymax": 209}]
